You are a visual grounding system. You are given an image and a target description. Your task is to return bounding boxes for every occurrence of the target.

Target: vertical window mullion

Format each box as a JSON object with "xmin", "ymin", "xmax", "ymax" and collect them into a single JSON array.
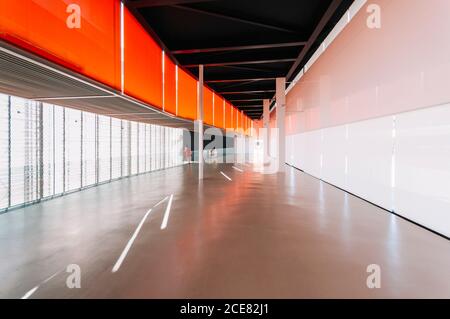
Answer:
[
  {"xmin": 110, "ymin": 117, "xmax": 112, "ymax": 180},
  {"xmin": 38, "ymin": 102, "xmax": 43, "ymax": 200},
  {"xmin": 80, "ymin": 112, "xmax": 84, "ymax": 188},
  {"xmin": 62, "ymin": 107, "xmax": 66, "ymax": 193}
]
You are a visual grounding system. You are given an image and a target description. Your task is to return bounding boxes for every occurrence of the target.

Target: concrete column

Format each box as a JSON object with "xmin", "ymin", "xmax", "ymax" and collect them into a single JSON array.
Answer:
[
  {"xmin": 197, "ymin": 65, "xmax": 204, "ymax": 180},
  {"xmin": 263, "ymin": 98, "xmax": 270, "ymax": 161},
  {"xmin": 276, "ymin": 77, "xmax": 286, "ymax": 173}
]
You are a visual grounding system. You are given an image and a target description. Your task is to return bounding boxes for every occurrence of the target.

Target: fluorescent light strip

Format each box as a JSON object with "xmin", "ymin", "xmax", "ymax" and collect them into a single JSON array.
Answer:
[
  {"xmin": 162, "ymin": 50, "xmax": 165, "ymax": 111},
  {"xmin": 175, "ymin": 65, "xmax": 179, "ymax": 116},
  {"xmin": 212, "ymin": 93, "xmax": 215, "ymax": 125},
  {"xmin": 232, "ymin": 166, "xmax": 243, "ymax": 172},
  {"xmin": 120, "ymin": 2, "xmax": 125, "ymax": 94}
]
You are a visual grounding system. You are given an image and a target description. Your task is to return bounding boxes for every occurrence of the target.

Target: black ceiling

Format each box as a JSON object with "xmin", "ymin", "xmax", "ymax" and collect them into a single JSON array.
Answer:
[{"xmin": 125, "ymin": 0, "xmax": 354, "ymax": 119}]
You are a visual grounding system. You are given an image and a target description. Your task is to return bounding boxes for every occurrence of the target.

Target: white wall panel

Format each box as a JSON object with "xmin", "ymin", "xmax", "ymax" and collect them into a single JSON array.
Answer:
[
  {"xmin": 395, "ymin": 104, "xmax": 450, "ymax": 237},
  {"xmin": 347, "ymin": 117, "xmax": 393, "ymax": 210},
  {"xmin": 322, "ymin": 125, "xmax": 347, "ymax": 189},
  {"xmin": 292, "ymin": 132, "xmax": 306, "ymax": 170},
  {"xmin": 288, "ymin": 116, "xmax": 393, "ymax": 211},
  {"xmin": 302, "ymin": 130, "xmax": 322, "ymax": 179}
]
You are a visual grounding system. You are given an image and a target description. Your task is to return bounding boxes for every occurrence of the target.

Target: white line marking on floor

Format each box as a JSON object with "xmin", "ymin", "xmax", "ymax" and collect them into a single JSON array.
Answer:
[
  {"xmin": 154, "ymin": 196, "xmax": 169, "ymax": 208},
  {"xmin": 220, "ymin": 171, "xmax": 232, "ymax": 181},
  {"xmin": 21, "ymin": 286, "xmax": 39, "ymax": 299},
  {"xmin": 21, "ymin": 270, "xmax": 61, "ymax": 299},
  {"xmin": 112, "ymin": 207, "xmax": 153, "ymax": 272},
  {"xmin": 232, "ymin": 166, "xmax": 243, "ymax": 172},
  {"xmin": 160, "ymin": 194, "xmax": 174, "ymax": 230}
]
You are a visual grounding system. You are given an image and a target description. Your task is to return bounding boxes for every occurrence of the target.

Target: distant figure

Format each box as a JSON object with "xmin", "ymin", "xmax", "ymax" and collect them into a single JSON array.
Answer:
[{"xmin": 184, "ymin": 146, "xmax": 192, "ymax": 164}]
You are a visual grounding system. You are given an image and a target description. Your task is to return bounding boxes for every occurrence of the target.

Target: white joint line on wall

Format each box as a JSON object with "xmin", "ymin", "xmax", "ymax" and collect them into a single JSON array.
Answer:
[{"xmin": 391, "ymin": 116, "xmax": 397, "ymax": 211}]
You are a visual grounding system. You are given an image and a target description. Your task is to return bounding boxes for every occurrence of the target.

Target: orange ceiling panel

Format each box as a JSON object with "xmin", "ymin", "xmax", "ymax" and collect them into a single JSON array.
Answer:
[
  {"xmin": 225, "ymin": 102, "xmax": 233, "ymax": 130},
  {"xmin": 0, "ymin": 0, "xmax": 121, "ymax": 90},
  {"xmin": 203, "ymin": 86, "xmax": 214, "ymax": 126},
  {"xmin": 124, "ymin": 6, "xmax": 163, "ymax": 109},
  {"xmin": 177, "ymin": 68, "xmax": 197, "ymax": 121},
  {"xmin": 214, "ymin": 95, "xmax": 224, "ymax": 128},
  {"xmin": 164, "ymin": 54, "xmax": 177, "ymax": 115}
]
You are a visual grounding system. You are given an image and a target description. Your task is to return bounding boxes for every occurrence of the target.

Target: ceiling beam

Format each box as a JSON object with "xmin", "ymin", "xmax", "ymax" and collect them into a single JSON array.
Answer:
[
  {"xmin": 171, "ymin": 4, "xmax": 299, "ymax": 34},
  {"xmin": 185, "ymin": 58, "xmax": 295, "ymax": 68},
  {"xmin": 286, "ymin": 0, "xmax": 343, "ymax": 81},
  {"xmin": 228, "ymin": 98, "xmax": 262, "ymax": 102},
  {"xmin": 172, "ymin": 42, "xmax": 306, "ymax": 54},
  {"xmin": 206, "ymin": 77, "xmax": 276, "ymax": 83},
  {"xmin": 130, "ymin": 0, "xmax": 216, "ymax": 8},
  {"xmin": 218, "ymin": 90, "xmax": 275, "ymax": 95}
]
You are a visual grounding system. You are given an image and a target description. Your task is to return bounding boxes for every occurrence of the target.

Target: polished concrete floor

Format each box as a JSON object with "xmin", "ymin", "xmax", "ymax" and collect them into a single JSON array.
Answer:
[{"xmin": 0, "ymin": 162, "xmax": 449, "ymax": 299}]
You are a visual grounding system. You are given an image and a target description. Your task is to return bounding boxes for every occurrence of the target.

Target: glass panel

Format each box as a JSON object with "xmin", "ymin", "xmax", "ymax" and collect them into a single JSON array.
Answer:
[
  {"xmin": 64, "ymin": 108, "xmax": 81, "ymax": 192},
  {"xmin": 98, "ymin": 115, "xmax": 111, "ymax": 183},
  {"xmin": 0, "ymin": 94, "xmax": 9, "ymax": 208},
  {"xmin": 10, "ymin": 97, "xmax": 39, "ymax": 206},
  {"xmin": 122, "ymin": 120, "xmax": 130, "ymax": 177},
  {"xmin": 54, "ymin": 106, "xmax": 64, "ymax": 195},
  {"xmin": 42, "ymin": 103, "xmax": 54, "ymax": 198},
  {"xmin": 145, "ymin": 124, "xmax": 151, "ymax": 172},
  {"xmin": 82, "ymin": 111, "xmax": 96, "ymax": 187},
  {"xmin": 111, "ymin": 118, "xmax": 122, "ymax": 179},
  {"xmin": 130, "ymin": 121, "xmax": 138, "ymax": 175},
  {"xmin": 138, "ymin": 123, "xmax": 145, "ymax": 174},
  {"xmin": 0, "ymin": 93, "xmax": 186, "ymax": 212}
]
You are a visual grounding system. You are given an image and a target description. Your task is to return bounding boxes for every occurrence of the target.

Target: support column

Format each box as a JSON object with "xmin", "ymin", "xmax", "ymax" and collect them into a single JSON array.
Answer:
[
  {"xmin": 263, "ymin": 98, "xmax": 270, "ymax": 161},
  {"xmin": 276, "ymin": 77, "xmax": 286, "ymax": 173},
  {"xmin": 197, "ymin": 65, "xmax": 204, "ymax": 180}
]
